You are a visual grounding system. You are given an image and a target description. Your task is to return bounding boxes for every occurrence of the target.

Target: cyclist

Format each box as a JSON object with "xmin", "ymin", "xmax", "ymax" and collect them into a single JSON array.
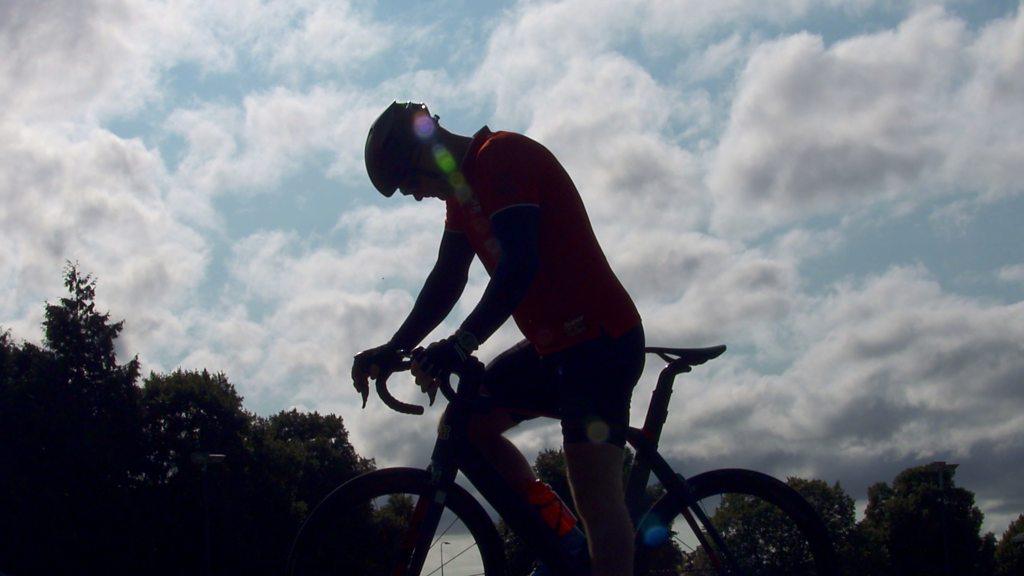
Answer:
[{"xmin": 352, "ymin": 102, "xmax": 645, "ymax": 576}]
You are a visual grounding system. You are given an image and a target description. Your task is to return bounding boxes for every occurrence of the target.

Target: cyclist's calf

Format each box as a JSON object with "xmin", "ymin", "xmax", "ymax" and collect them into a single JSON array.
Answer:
[
  {"xmin": 441, "ymin": 405, "xmax": 537, "ymax": 492},
  {"xmin": 564, "ymin": 442, "xmax": 634, "ymax": 576}
]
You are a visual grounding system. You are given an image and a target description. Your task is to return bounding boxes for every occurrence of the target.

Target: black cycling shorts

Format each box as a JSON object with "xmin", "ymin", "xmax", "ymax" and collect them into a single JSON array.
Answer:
[{"xmin": 483, "ymin": 326, "xmax": 645, "ymax": 447}]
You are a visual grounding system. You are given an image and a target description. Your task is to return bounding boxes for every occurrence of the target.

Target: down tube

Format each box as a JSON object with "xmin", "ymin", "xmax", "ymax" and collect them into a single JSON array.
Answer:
[{"xmin": 454, "ymin": 440, "xmax": 581, "ymax": 575}]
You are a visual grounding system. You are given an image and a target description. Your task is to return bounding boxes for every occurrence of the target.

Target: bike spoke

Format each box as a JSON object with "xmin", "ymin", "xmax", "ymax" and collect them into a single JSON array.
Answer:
[
  {"xmin": 673, "ymin": 535, "xmax": 697, "ymax": 554},
  {"xmin": 428, "ymin": 515, "xmax": 460, "ymax": 550},
  {"xmin": 421, "ymin": 542, "xmax": 480, "ymax": 576}
]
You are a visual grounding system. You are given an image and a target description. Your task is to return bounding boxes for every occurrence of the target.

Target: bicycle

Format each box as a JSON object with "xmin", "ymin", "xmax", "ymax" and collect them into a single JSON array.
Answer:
[{"xmin": 286, "ymin": 345, "xmax": 837, "ymax": 575}]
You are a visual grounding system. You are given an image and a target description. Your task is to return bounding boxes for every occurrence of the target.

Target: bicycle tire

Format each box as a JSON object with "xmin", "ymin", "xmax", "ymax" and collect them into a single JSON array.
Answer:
[
  {"xmin": 635, "ymin": 468, "xmax": 838, "ymax": 576},
  {"xmin": 286, "ymin": 467, "xmax": 507, "ymax": 576}
]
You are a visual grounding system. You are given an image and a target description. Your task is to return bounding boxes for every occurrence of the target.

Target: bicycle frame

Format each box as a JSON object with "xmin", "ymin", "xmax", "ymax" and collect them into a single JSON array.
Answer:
[
  {"xmin": 388, "ymin": 346, "xmax": 732, "ymax": 576},
  {"xmin": 623, "ymin": 349, "xmax": 740, "ymax": 573},
  {"xmin": 415, "ymin": 375, "xmax": 586, "ymax": 575}
]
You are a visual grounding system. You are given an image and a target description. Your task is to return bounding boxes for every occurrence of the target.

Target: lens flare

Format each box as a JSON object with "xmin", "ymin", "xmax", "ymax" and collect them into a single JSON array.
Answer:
[
  {"xmin": 413, "ymin": 112, "xmax": 436, "ymax": 139},
  {"xmin": 586, "ymin": 419, "xmax": 610, "ymax": 443},
  {"xmin": 407, "ymin": 115, "xmax": 469, "ymax": 196},
  {"xmin": 448, "ymin": 172, "xmax": 467, "ymax": 189},
  {"xmin": 432, "ymin": 145, "xmax": 457, "ymax": 173},
  {"xmin": 642, "ymin": 525, "xmax": 670, "ymax": 548}
]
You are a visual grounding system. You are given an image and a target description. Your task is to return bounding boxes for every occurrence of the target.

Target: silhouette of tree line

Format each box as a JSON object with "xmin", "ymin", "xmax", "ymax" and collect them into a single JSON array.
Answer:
[{"xmin": 1, "ymin": 265, "xmax": 1022, "ymax": 575}]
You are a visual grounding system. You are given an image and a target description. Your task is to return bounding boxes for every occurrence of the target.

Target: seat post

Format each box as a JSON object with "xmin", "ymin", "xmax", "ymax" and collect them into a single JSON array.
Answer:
[
  {"xmin": 625, "ymin": 360, "xmax": 688, "ymax": 519},
  {"xmin": 640, "ymin": 360, "xmax": 689, "ymax": 446}
]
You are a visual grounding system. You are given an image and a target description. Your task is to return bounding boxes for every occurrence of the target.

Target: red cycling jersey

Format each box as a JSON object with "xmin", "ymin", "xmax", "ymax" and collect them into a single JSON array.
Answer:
[{"xmin": 446, "ymin": 128, "xmax": 641, "ymax": 355}]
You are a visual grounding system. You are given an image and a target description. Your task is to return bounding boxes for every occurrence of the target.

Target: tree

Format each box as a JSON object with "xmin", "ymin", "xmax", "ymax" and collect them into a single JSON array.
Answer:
[
  {"xmin": 0, "ymin": 264, "xmax": 145, "ymax": 575},
  {"xmin": 241, "ymin": 408, "xmax": 374, "ymax": 571},
  {"xmin": 251, "ymin": 408, "xmax": 374, "ymax": 516},
  {"xmin": 682, "ymin": 478, "xmax": 855, "ymax": 576},
  {"xmin": 995, "ymin": 514, "xmax": 1024, "ymax": 576},
  {"xmin": 136, "ymin": 369, "xmax": 252, "ymax": 574},
  {"xmin": 137, "ymin": 376, "xmax": 374, "ymax": 575},
  {"xmin": 142, "ymin": 369, "xmax": 250, "ymax": 484},
  {"xmin": 859, "ymin": 463, "xmax": 995, "ymax": 576},
  {"xmin": 0, "ymin": 264, "xmax": 378, "ymax": 576},
  {"xmin": 785, "ymin": 478, "xmax": 859, "ymax": 575}
]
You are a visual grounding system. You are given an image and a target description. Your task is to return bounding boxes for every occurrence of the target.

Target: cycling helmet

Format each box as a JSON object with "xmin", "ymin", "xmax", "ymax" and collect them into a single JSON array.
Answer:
[{"xmin": 364, "ymin": 101, "xmax": 435, "ymax": 197}]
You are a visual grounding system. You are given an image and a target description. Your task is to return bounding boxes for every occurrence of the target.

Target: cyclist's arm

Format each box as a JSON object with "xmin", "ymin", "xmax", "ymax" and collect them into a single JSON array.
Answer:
[
  {"xmin": 459, "ymin": 205, "xmax": 540, "ymax": 345},
  {"xmin": 389, "ymin": 230, "xmax": 475, "ymax": 350}
]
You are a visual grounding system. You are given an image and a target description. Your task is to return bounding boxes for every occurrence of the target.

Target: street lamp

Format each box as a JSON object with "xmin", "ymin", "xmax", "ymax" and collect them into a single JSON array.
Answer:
[
  {"xmin": 928, "ymin": 461, "xmax": 958, "ymax": 576},
  {"xmin": 192, "ymin": 452, "xmax": 227, "ymax": 576},
  {"xmin": 440, "ymin": 541, "xmax": 451, "ymax": 576}
]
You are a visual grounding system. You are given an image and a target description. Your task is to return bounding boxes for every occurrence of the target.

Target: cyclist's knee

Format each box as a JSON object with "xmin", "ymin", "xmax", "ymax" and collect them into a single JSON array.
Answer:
[
  {"xmin": 438, "ymin": 406, "xmax": 517, "ymax": 439},
  {"xmin": 468, "ymin": 409, "xmax": 517, "ymax": 440}
]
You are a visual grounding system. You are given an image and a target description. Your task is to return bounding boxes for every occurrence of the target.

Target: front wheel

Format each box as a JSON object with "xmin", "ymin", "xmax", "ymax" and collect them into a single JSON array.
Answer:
[
  {"xmin": 286, "ymin": 467, "xmax": 506, "ymax": 576},
  {"xmin": 635, "ymin": 469, "xmax": 837, "ymax": 575}
]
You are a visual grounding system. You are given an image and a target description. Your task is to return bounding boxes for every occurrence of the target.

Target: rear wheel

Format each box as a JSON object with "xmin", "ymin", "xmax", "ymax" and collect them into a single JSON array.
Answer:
[
  {"xmin": 287, "ymin": 467, "xmax": 506, "ymax": 576},
  {"xmin": 635, "ymin": 469, "xmax": 837, "ymax": 575}
]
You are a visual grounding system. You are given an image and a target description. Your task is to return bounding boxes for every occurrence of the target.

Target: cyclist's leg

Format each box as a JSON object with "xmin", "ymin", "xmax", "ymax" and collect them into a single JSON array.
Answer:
[
  {"xmin": 555, "ymin": 326, "xmax": 645, "ymax": 576},
  {"xmin": 565, "ymin": 443, "xmax": 633, "ymax": 576},
  {"xmin": 447, "ymin": 339, "xmax": 556, "ymax": 491},
  {"xmin": 465, "ymin": 409, "xmax": 535, "ymax": 489}
]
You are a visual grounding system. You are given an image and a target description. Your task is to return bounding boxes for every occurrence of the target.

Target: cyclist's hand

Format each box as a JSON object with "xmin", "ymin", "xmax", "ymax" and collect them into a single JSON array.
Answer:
[
  {"xmin": 352, "ymin": 343, "xmax": 401, "ymax": 409},
  {"xmin": 409, "ymin": 361, "xmax": 439, "ymax": 405},
  {"xmin": 411, "ymin": 338, "xmax": 469, "ymax": 404}
]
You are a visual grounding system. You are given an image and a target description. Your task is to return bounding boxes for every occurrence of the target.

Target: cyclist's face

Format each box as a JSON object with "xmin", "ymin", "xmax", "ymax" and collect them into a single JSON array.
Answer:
[{"xmin": 398, "ymin": 145, "xmax": 451, "ymax": 201}]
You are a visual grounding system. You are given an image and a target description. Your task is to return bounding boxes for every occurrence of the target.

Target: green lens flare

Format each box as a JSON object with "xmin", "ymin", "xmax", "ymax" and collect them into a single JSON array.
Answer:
[
  {"xmin": 432, "ymin": 144, "xmax": 457, "ymax": 174},
  {"xmin": 448, "ymin": 172, "xmax": 467, "ymax": 189}
]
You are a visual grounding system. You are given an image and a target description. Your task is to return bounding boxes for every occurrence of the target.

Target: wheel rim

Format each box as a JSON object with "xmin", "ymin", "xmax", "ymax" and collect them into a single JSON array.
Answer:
[
  {"xmin": 289, "ymin": 491, "xmax": 488, "ymax": 576},
  {"xmin": 636, "ymin": 484, "xmax": 831, "ymax": 576},
  {"xmin": 673, "ymin": 493, "xmax": 819, "ymax": 575}
]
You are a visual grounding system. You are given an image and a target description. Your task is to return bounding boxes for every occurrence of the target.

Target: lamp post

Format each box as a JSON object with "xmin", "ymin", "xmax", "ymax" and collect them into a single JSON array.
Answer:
[
  {"xmin": 440, "ymin": 541, "xmax": 451, "ymax": 576},
  {"xmin": 192, "ymin": 452, "xmax": 227, "ymax": 576},
  {"xmin": 929, "ymin": 461, "xmax": 958, "ymax": 576}
]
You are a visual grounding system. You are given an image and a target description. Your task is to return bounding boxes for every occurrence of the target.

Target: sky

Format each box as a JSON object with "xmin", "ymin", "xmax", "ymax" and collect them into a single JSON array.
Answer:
[{"xmin": 2, "ymin": 0, "xmax": 1023, "ymax": 535}]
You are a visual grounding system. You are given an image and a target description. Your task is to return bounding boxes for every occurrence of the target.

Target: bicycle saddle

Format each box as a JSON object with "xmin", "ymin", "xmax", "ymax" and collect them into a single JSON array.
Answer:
[{"xmin": 645, "ymin": 345, "xmax": 726, "ymax": 366}]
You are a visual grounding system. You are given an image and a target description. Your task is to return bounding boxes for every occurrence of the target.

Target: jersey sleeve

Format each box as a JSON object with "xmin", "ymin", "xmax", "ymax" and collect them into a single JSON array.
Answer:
[{"xmin": 477, "ymin": 137, "xmax": 541, "ymax": 218}]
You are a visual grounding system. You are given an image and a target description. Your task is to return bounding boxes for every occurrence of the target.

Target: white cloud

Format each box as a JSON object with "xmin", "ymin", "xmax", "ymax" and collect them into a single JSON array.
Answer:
[
  {"xmin": 257, "ymin": 1, "xmax": 392, "ymax": 79},
  {"xmin": 998, "ymin": 264, "xmax": 1024, "ymax": 284},
  {"xmin": 708, "ymin": 5, "xmax": 1024, "ymax": 238},
  {"xmin": 614, "ymin": 232, "xmax": 803, "ymax": 356},
  {"xmin": 653, "ymin": 265, "xmax": 1024, "ymax": 521},
  {"xmin": 168, "ymin": 202, "xmax": 448, "ymax": 411},
  {"xmin": 0, "ymin": 0, "xmax": 238, "ymax": 124},
  {"xmin": 680, "ymin": 32, "xmax": 758, "ymax": 84},
  {"xmin": 787, "ymin": 266, "xmax": 1024, "ymax": 451},
  {"xmin": 951, "ymin": 2, "xmax": 1024, "ymax": 199},
  {"xmin": 0, "ymin": 121, "xmax": 208, "ymax": 359},
  {"xmin": 638, "ymin": 0, "xmax": 881, "ymax": 42},
  {"xmin": 166, "ymin": 86, "xmax": 388, "ymax": 195}
]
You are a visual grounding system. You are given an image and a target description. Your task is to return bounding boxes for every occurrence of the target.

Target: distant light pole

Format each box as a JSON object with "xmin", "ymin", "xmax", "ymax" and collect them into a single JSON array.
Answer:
[
  {"xmin": 929, "ymin": 461, "xmax": 958, "ymax": 576},
  {"xmin": 192, "ymin": 452, "xmax": 227, "ymax": 576},
  {"xmin": 440, "ymin": 541, "xmax": 451, "ymax": 576}
]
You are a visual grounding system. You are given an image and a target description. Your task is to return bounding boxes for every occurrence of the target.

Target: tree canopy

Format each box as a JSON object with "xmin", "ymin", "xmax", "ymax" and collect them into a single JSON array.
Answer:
[{"xmin": 0, "ymin": 265, "xmax": 370, "ymax": 576}]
